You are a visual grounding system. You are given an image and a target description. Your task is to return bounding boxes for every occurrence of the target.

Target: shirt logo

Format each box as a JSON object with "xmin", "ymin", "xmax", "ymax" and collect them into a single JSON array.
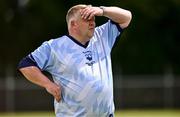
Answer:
[{"xmin": 83, "ymin": 51, "xmax": 95, "ymax": 66}]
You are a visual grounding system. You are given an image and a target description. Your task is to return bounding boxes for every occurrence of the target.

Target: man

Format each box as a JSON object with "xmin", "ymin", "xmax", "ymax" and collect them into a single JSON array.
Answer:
[{"xmin": 18, "ymin": 4, "xmax": 132, "ymax": 117}]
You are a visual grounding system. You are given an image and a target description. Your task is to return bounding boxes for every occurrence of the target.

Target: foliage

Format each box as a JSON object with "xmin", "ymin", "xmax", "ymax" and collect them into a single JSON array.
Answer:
[{"xmin": 0, "ymin": 0, "xmax": 179, "ymax": 75}]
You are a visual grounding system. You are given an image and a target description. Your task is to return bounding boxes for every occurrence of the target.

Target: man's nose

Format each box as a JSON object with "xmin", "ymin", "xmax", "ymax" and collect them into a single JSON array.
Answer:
[{"xmin": 89, "ymin": 21, "xmax": 95, "ymax": 27}]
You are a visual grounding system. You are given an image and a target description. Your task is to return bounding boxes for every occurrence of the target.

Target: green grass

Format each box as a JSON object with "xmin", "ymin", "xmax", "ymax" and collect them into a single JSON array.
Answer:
[
  {"xmin": 0, "ymin": 110, "xmax": 180, "ymax": 117},
  {"xmin": 116, "ymin": 109, "xmax": 180, "ymax": 117}
]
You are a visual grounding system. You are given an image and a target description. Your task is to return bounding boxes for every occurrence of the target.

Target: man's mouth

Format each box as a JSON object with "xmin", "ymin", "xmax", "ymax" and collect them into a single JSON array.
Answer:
[{"xmin": 89, "ymin": 27, "xmax": 95, "ymax": 30}]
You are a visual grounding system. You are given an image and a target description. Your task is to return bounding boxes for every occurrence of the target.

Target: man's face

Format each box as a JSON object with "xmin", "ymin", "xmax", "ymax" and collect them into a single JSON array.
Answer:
[{"xmin": 77, "ymin": 16, "xmax": 96, "ymax": 39}]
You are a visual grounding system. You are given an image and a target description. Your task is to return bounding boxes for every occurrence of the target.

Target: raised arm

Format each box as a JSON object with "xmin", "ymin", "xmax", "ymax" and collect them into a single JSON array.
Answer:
[
  {"xmin": 80, "ymin": 5, "xmax": 132, "ymax": 29},
  {"xmin": 19, "ymin": 66, "xmax": 61, "ymax": 102}
]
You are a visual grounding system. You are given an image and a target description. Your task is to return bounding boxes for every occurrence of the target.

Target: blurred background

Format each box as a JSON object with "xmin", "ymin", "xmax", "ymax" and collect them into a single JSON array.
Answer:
[{"xmin": 0, "ymin": 0, "xmax": 180, "ymax": 116}]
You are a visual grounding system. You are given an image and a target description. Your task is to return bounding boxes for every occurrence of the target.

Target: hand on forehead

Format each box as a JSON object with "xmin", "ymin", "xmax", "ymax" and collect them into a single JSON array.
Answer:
[
  {"xmin": 80, "ymin": 5, "xmax": 95, "ymax": 20},
  {"xmin": 80, "ymin": 5, "xmax": 103, "ymax": 20}
]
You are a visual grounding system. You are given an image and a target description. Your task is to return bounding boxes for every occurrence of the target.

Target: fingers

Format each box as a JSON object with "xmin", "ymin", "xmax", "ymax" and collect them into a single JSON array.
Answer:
[
  {"xmin": 46, "ymin": 82, "xmax": 61, "ymax": 102},
  {"xmin": 54, "ymin": 92, "xmax": 61, "ymax": 102},
  {"xmin": 80, "ymin": 5, "xmax": 92, "ymax": 15},
  {"xmin": 80, "ymin": 7, "xmax": 92, "ymax": 19},
  {"xmin": 88, "ymin": 11, "xmax": 95, "ymax": 20},
  {"xmin": 54, "ymin": 85, "xmax": 61, "ymax": 102},
  {"xmin": 80, "ymin": 6, "xmax": 96, "ymax": 20}
]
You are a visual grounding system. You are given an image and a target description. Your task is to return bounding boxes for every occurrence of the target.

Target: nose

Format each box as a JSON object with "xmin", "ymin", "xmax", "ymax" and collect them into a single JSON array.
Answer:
[{"xmin": 89, "ymin": 20, "xmax": 95, "ymax": 27}]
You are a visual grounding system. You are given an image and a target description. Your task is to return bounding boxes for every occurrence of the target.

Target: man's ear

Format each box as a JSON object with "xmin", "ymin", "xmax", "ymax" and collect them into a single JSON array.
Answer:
[{"xmin": 70, "ymin": 20, "xmax": 77, "ymax": 27}]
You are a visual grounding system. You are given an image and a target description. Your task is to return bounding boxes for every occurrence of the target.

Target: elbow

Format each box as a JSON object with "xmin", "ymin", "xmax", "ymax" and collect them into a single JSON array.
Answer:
[
  {"xmin": 18, "ymin": 67, "xmax": 29, "ymax": 79},
  {"xmin": 124, "ymin": 10, "xmax": 132, "ymax": 28},
  {"xmin": 19, "ymin": 66, "xmax": 41, "ymax": 79},
  {"xmin": 18, "ymin": 67, "xmax": 30, "ymax": 75},
  {"xmin": 128, "ymin": 10, "xmax": 132, "ymax": 25},
  {"xmin": 19, "ymin": 67, "xmax": 27, "ymax": 73}
]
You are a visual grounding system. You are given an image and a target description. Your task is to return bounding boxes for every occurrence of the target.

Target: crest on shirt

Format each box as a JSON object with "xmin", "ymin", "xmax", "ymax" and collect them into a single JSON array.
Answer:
[{"xmin": 83, "ymin": 51, "xmax": 95, "ymax": 66}]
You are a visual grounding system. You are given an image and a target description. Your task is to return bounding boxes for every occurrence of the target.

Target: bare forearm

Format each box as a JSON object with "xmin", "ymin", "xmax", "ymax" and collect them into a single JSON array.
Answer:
[
  {"xmin": 19, "ymin": 66, "xmax": 52, "ymax": 88},
  {"xmin": 19, "ymin": 66, "xmax": 61, "ymax": 102},
  {"xmin": 102, "ymin": 6, "xmax": 132, "ymax": 28},
  {"xmin": 80, "ymin": 5, "xmax": 132, "ymax": 29}
]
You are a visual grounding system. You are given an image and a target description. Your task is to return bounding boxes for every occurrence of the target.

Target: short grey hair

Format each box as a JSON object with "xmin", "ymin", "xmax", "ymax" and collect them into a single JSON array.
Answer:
[{"xmin": 66, "ymin": 4, "xmax": 87, "ymax": 24}]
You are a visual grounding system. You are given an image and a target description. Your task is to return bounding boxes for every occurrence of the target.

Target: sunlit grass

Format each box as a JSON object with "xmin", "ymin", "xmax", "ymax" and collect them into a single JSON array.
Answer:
[
  {"xmin": 0, "ymin": 109, "xmax": 180, "ymax": 117},
  {"xmin": 0, "ymin": 111, "xmax": 55, "ymax": 117},
  {"xmin": 116, "ymin": 109, "xmax": 180, "ymax": 117}
]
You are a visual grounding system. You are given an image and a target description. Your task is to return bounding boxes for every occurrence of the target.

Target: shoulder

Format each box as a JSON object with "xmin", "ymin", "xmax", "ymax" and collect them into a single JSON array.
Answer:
[{"xmin": 47, "ymin": 35, "xmax": 68, "ymax": 47}]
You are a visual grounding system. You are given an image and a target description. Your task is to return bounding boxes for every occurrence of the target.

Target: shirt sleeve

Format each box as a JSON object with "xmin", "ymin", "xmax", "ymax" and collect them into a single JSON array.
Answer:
[
  {"xmin": 31, "ymin": 41, "xmax": 53, "ymax": 71},
  {"xmin": 17, "ymin": 54, "xmax": 39, "ymax": 69},
  {"xmin": 95, "ymin": 20, "xmax": 123, "ymax": 50}
]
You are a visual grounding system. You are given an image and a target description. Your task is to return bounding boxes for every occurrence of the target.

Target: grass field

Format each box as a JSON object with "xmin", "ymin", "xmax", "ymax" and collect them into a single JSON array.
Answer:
[{"xmin": 0, "ymin": 110, "xmax": 180, "ymax": 117}]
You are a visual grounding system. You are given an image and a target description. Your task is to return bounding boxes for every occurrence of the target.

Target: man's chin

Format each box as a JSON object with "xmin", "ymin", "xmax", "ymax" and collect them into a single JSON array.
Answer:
[
  {"xmin": 88, "ymin": 34, "xmax": 94, "ymax": 39},
  {"xmin": 89, "ymin": 31, "xmax": 94, "ymax": 38}
]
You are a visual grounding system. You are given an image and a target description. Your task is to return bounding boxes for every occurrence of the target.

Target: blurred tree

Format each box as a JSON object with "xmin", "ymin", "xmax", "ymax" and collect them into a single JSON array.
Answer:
[{"xmin": 0, "ymin": 0, "xmax": 179, "ymax": 76}]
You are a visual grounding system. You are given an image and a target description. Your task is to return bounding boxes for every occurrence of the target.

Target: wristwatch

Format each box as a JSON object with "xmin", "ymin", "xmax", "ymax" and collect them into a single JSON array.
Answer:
[{"xmin": 99, "ymin": 6, "xmax": 105, "ymax": 16}]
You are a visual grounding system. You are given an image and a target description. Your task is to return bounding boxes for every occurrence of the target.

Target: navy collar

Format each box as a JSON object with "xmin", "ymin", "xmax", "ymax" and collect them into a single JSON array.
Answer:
[{"xmin": 66, "ymin": 35, "xmax": 89, "ymax": 48}]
